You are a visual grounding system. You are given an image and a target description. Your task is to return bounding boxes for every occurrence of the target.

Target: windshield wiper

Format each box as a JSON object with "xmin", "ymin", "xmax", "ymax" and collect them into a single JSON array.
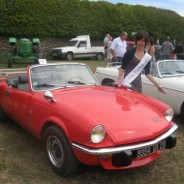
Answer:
[
  {"xmin": 161, "ymin": 72, "xmax": 173, "ymax": 75},
  {"xmin": 67, "ymin": 81, "xmax": 86, "ymax": 85},
  {"xmin": 34, "ymin": 83, "xmax": 55, "ymax": 88},
  {"xmin": 176, "ymin": 70, "xmax": 184, "ymax": 73}
]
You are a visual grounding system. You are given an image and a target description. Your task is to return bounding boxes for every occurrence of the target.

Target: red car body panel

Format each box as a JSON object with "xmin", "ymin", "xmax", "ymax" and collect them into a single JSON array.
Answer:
[
  {"xmin": 0, "ymin": 64, "xmax": 177, "ymax": 171},
  {"xmin": 52, "ymin": 86, "xmax": 171, "ymax": 145},
  {"xmin": 73, "ymin": 147, "xmax": 163, "ymax": 168}
]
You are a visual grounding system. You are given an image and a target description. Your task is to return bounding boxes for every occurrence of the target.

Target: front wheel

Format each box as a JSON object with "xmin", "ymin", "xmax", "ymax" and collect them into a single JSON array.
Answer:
[
  {"xmin": 43, "ymin": 126, "xmax": 80, "ymax": 176},
  {"xmin": 0, "ymin": 107, "xmax": 8, "ymax": 121},
  {"xmin": 65, "ymin": 52, "xmax": 73, "ymax": 61},
  {"xmin": 8, "ymin": 57, "xmax": 12, "ymax": 68}
]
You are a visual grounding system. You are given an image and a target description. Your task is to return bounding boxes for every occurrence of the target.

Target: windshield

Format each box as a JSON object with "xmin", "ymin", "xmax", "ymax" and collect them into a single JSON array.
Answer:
[
  {"xmin": 30, "ymin": 64, "xmax": 98, "ymax": 91},
  {"xmin": 158, "ymin": 60, "xmax": 184, "ymax": 77},
  {"xmin": 65, "ymin": 40, "xmax": 78, "ymax": 47}
]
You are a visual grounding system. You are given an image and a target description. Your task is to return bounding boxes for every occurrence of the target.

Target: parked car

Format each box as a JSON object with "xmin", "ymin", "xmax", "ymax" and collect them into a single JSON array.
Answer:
[
  {"xmin": 50, "ymin": 35, "xmax": 104, "ymax": 60},
  {"xmin": 0, "ymin": 63, "xmax": 177, "ymax": 176},
  {"xmin": 94, "ymin": 59, "xmax": 184, "ymax": 118}
]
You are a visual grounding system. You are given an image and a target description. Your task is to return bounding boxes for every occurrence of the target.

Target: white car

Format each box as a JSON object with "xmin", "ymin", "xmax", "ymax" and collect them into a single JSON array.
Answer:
[{"xmin": 94, "ymin": 60, "xmax": 184, "ymax": 118}]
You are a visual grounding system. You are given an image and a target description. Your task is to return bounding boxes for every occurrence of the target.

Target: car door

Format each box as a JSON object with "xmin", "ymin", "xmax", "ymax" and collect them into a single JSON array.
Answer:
[
  {"xmin": 75, "ymin": 41, "xmax": 91, "ymax": 58},
  {"xmin": 1, "ymin": 86, "xmax": 33, "ymax": 128},
  {"xmin": 157, "ymin": 77, "xmax": 182, "ymax": 114}
]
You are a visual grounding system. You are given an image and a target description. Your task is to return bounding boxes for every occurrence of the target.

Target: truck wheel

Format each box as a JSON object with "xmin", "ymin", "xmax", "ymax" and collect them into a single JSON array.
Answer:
[
  {"xmin": 96, "ymin": 53, "xmax": 104, "ymax": 61},
  {"xmin": 65, "ymin": 52, "xmax": 73, "ymax": 61},
  {"xmin": 34, "ymin": 59, "xmax": 39, "ymax": 64},
  {"xmin": 8, "ymin": 57, "xmax": 12, "ymax": 68},
  {"xmin": 43, "ymin": 126, "xmax": 80, "ymax": 176}
]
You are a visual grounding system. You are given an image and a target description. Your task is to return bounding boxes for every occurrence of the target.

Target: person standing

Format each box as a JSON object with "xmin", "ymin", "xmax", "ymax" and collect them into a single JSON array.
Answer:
[
  {"xmin": 103, "ymin": 34, "xmax": 110, "ymax": 46},
  {"xmin": 145, "ymin": 37, "xmax": 155, "ymax": 56},
  {"xmin": 103, "ymin": 34, "xmax": 110, "ymax": 60},
  {"xmin": 161, "ymin": 36, "xmax": 174, "ymax": 59},
  {"xmin": 111, "ymin": 31, "xmax": 127, "ymax": 65},
  {"xmin": 106, "ymin": 36, "xmax": 113, "ymax": 62},
  {"xmin": 156, "ymin": 38, "xmax": 160, "ymax": 45},
  {"xmin": 145, "ymin": 36, "xmax": 155, "ymax": 61},
  {"xmin": 114, "ymin": 32, "xmax": 165, "ymax": 94}
]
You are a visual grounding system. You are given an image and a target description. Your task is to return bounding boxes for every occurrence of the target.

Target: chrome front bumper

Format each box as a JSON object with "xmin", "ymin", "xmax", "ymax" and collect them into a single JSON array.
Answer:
[{"xmin": 72, "ymin": 124, "xmax": 178, "ymax": 156}]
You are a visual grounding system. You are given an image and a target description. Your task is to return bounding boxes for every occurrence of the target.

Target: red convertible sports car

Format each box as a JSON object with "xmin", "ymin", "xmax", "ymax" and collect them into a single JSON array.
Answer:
[{"xmin": 0, "ymin": 63, "xmax": 177, "ymax": 176}]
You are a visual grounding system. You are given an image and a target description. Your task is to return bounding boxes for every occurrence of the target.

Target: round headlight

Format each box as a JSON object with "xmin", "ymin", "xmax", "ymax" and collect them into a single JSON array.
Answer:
[
  {"xmin": 91, "ymin": 125, "xmax": 106, "ymax": 144},
  {"xmin": 165, "ymin": 108, "xmax": 174, "ymax": 122}
]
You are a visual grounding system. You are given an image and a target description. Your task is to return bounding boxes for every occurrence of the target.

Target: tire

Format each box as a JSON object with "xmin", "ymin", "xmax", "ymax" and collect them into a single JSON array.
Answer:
[
  {"xmin": 102, "ymin": 79, "xmax": 115, "ymax": 86},
  {"xmin": 96, "ymin": 53, "xmax": 104, "ymax": 61},
  {"xmin": 43, "ymin": 126, "xmax": 80, "ymax": 176},
  {"xmin": 65, "ymin": 52, "xmax": 73, "ymax": 61},
  {"xmin": 181, "ymin": 103, "xmax": 184, "ymax": 120},
  {"xmin": 0, "ymin": 107, "xmax": 7, "ymax": 121},
  {"xmin": 34, "ymin": 59, "xmax": 39, "ymax": 64},
  {"xmin": 8, "ymin": 57, "xmax": 12, "ymax": 68}
]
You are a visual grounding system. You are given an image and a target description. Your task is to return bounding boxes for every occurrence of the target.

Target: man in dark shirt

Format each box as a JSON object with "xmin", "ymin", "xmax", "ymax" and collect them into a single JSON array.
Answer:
[{"xmin": 161, "ymin": 37, "xmax": 174, "ymax": 59}]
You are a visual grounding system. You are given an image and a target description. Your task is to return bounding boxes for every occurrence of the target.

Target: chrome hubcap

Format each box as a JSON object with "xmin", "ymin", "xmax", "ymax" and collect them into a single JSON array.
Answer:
[{"xmin": 47, "ymin": 135, "xmax": 64, "ymax": 168}]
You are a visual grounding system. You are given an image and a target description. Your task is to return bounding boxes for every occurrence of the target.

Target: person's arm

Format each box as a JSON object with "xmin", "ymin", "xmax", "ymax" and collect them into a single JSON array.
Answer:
[
  {"xmin": 110, "ymin": 38, "xmax": 117, "ymax": 58},
  {"xmin": 146, "ymin": 74, "xmax": 166, "ymax": 94},
  {"xmin": 114, "ymin": 68, "xmax": 125, "ymax": 87},
  {"xmin": 114, "ymin": 48, "xmax": 136, "ymax": 87},
  {"xmin": 111, "ymin": 49, "xmax": 116, "ymax": 58}
]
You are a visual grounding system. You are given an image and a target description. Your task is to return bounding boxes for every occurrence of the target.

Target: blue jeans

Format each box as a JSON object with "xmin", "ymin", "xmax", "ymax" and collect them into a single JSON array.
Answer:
[{"xmin": 112, "ymin": 57, "xmax": 123, "ymax": 66}]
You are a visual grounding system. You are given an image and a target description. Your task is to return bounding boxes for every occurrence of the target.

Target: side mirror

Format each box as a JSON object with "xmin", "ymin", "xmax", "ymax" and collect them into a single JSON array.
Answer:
[{"xmin": 44, "ymin": 91, "xmax": 56, "ymax": 103}]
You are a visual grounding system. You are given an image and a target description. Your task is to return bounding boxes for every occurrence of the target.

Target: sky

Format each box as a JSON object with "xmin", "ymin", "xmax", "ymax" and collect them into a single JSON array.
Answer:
[{"xmin": 88, "ymin": 0, "xmax": 184, "ymax": 17}]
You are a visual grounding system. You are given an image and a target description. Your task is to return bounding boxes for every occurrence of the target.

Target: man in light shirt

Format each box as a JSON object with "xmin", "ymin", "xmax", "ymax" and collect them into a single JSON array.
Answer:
[
  {"xmin": 111, "ymin": 31, "xmax": 127, "ymax": 65},
  {"xmin": 103, "ymin": 34, "xmax": 110, "ymax": 60}
]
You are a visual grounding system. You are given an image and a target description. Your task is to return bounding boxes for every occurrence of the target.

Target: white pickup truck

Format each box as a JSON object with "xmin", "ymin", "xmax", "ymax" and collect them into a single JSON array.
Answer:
[{"xmin": 50, "ymin": 35, "xmax": 105, "ymax": 60}]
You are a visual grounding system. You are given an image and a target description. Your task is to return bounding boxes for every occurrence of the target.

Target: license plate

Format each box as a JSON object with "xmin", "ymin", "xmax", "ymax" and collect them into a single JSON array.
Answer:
[
  {"xmin": 137, "ymin": 140, "xmax": 166, "ymax": 159},
  {"xmin": 52, "ymin": 53, "xmax": 58, "ymax": 56}
]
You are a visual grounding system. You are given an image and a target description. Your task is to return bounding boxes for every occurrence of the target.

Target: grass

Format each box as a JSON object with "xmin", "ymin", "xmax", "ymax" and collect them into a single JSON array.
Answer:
[
  {"xmin": 0, "ymin": 59, "xmax": 183, "ymax": 184},
  {"xmin": 0, "ymin": 58, "xmax": 107, "ymax": 72},
  {"xmin": 0, "ymin": 116, "xmax": 183, "ymax": 184}
]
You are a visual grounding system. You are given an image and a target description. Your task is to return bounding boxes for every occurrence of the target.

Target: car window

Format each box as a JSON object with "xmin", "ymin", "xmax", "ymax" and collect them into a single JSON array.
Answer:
[
  {"xmin": 78, "ymin": 41, "xmax": 87, "ymax": 47},
  {"xmin": 30, "ymin": 64, "xmax": 98, "ymax": 91},
  {"xmin": 141, "ymin": 62, "xmax": 158, "ymax": 77},
  {"xmin": 158, "ymin": 60, "xmax": 184, "ymax": 77},
  {"xmin": 150, "ymin": 62, "xmax": 158, "ymax": 77},
  {"xmin": 65, "ymin": 40, "xmax": 78, "ymax": 46},
  {"xmin": 7, "ymin": 73, "xmax": 28, "ymax": 91}
]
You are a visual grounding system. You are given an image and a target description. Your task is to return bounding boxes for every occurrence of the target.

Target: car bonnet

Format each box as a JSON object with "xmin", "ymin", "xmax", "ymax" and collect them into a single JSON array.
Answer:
[{"xmin": 54, "ymin": 86, "xmax": 172, "ymax": 145}]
